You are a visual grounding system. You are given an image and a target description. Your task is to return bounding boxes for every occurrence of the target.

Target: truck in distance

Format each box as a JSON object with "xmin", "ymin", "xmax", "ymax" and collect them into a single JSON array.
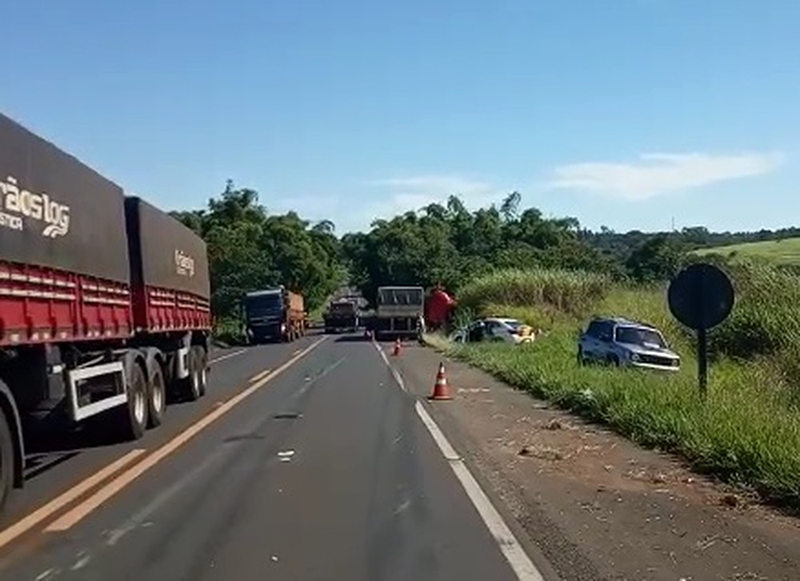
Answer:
[
  {"xmin": 243, "ymin": 287, "xmax": 305, "ymax": 343},
  {"xmin": 374, "ymin": 286, "xmax": 424, "ymax": 340},
  {"xmin": 0, "ymin": 113, "xmax": 212, "ymax": 512},
  {"xmin": 323, "ymin": 299, "xmax": 359, "ymax": 333}
]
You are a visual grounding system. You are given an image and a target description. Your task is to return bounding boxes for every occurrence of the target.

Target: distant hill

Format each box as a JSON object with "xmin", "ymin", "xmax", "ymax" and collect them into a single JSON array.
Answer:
[{"xmin": 693, "ymin": 237, "xmax": 800, "ymax": 266}]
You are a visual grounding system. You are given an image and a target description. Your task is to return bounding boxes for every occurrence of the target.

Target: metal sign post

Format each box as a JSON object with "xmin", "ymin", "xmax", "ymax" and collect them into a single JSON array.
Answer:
[
  {"xmin": 697, "ymin": 327, "xmax": 708, "ymax": 399},
  {"xmin": 668, "ymin": 263, "xmax": 734, "ymax": 399}
]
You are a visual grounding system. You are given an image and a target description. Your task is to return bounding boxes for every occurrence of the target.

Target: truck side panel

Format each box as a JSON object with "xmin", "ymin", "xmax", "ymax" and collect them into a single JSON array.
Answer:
[
  {"xmin": 0, "ymin": 114, "xmax": 134, "ymax": 346},
  {"xmin": 0, "ymin": 261, "xmax": 133, "ymax": 346},
  {"xmin": 0, "ymin": 114, "xmax": 130, "ymax": 282},
  {"xmin": 125, "ymin": 197, "xmax": 211, "ymax": 332}
]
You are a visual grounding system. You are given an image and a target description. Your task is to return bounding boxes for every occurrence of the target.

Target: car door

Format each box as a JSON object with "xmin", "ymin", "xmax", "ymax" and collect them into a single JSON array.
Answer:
[
  {"xmin": 467, "ymin": 321, "xmax": 486, "ymax": 343},
  {"xmin": 484, "ymin": 320, "xmax": 505, "ymax": 342},
  {"xmin": 595, "ymin": 321, "xmax": 618, "ymax": 361}
]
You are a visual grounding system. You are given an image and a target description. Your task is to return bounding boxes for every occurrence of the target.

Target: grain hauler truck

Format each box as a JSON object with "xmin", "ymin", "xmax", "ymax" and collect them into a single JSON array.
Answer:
[
  {"xmin": 243, "ymin": 287, "xmax": 305, "ymax": 343},
  {"xmin": 0, "ymin": 114, "xmax": 212, "ymax": 512}
]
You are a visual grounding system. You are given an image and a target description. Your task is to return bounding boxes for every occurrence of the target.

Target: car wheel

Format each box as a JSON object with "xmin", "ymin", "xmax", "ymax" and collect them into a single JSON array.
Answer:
[{"xmin": 607, "ymin": 355, "xmax": 620, "ymax": 367}]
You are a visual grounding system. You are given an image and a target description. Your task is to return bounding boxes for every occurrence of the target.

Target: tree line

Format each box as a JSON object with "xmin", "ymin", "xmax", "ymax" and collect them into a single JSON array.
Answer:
[{"xmin": 173, "ymin": 183, "xmax": 795, "ymax": 321}]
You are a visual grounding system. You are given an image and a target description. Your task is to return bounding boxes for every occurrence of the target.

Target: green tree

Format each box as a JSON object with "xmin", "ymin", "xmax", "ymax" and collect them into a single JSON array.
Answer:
[
  {"xmin": 174, "ymin": 182, "xmax": 345, "ymax": 320},
  {"xmin": 625, "ymin": 236, "xmax": 683, "ymax": 282}
]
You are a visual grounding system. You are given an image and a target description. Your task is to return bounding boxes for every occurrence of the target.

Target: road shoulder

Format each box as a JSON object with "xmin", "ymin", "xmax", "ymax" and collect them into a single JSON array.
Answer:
[{"xmin": 390, "ymin": 342, "xmax": 800, "ymax": 581}]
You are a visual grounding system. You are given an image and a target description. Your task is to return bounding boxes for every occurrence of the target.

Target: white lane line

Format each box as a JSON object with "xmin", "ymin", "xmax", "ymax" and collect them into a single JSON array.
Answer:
[
  {"xmin": 209, "ymin": 349, "xmax": 246, "ymax": 365},
  {"xmin": 297, "ymin": 356, "xmax": 346, "ymax": 397},
  {"xmin": 373, "ymin": 342, "xmax": 406, "ymax": 392},
  {"xmin": 414, "ymin": 401, "xmax": 545, "ymax": 581},
  {"xmin": 414, "ymin": 401, "xmax": 459, "ymax": 461},
  {"xmin": 394, "ymin": 499, "xmax": 412, "ymax": 515},
  {"xmin": 71, "ymin": 552, "xmax": 91, "ymax": 571},
  {"xmin": 371, "ymin": 342, "xmax": 544, "ymax": 581}
]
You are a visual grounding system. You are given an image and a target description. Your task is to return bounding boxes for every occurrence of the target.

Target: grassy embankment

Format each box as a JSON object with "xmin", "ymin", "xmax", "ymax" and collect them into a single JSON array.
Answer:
[
  {"xmin": 694, "ymin": 237, "xmax": 800, "ymax": 267},
  {"xmin": 429, "ymin": 266, "xmax": 800, "ymax": 508}
]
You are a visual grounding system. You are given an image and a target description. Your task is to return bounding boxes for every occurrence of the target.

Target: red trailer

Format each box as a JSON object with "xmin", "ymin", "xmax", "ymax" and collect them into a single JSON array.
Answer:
[{"xmin": 0, "ymin": 113, "xmax": 212, "ymax": 512}]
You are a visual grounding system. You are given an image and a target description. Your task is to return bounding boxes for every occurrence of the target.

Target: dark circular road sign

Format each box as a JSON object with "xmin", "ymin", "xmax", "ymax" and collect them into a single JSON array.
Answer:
[{"xmin": 668, "ymin": 263, "xmax": 734, "ymax": 331}]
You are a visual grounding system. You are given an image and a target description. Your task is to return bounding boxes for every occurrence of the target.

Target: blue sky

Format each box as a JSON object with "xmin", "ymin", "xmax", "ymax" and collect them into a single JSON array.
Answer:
[{"xmin": 2, "ymin": 1, "xmax": 798, "ymax": 234}]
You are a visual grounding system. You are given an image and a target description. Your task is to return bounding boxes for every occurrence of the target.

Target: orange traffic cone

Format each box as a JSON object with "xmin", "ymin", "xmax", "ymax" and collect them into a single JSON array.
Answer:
[
  {"xmin": 429, "ymin": 362, "xmax": 454, "ymax": 401},
  {"xmin": 392, "ymin": 337, "xmax": 402, "ymax": 356}
]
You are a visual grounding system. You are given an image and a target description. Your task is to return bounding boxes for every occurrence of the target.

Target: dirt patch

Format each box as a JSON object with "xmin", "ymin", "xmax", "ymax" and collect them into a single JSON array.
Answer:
[{"xmin": 394, "ymin": 343, "xmax": 800, "ymax": 581}]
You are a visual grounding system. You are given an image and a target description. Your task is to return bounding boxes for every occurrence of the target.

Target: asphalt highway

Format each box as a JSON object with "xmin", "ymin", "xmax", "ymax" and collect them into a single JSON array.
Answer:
[{"xmin": 0, "ymin": 334, "xmax": 541, "ymax": 580}]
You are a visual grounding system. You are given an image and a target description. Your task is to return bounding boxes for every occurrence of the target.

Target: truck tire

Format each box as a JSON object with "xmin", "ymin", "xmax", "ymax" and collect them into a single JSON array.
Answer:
[
  {"xmin": 119, "ymin": 356, "xmax": 148, "ymax": 440},
  {"xmin": 0, "ymin": 410, "xmax": 14, "ymax": 512},
  {"xmin": 184, "ymin": 348, "xmax": 202, "ymax": 401},
  {"xmin": 146, "ymin": 356, "xmax": 166, "ymax": 428},
  {"xmin": 196, "ymin": 347, "xmax": 208, "ymax": 397}
]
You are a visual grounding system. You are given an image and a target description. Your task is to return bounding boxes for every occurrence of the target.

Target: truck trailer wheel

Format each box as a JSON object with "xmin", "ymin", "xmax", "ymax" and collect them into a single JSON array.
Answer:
[
  {"xmin": 0, "ymin": 410, "xmax": 14, "ymax": 512},
  {"xmin": 196, "ymin": 347, "xmax": 208, "ymax": 397},
  {"xmin": 146, "ymin": 357, "xmax": 166, "ymax": 428},
  {"xmin": 184, "ymin": 347, "xmax": 207, "ymax": 400},
  {"xmin": 119, "ymin": 357, "xmax": 149, "ymax": 440}
]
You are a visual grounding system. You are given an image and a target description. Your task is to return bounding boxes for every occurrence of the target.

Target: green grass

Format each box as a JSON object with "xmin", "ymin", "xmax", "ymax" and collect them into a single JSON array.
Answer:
[
  {"xmin": 458, "ymin": 268, "xmax": 610, "ymax": 314},
  {"xmin": 694, "ymin": 237, "xmax": 800, "ymax": 267},
  {"xmin": 212, "ymin": 317, "xmax": 244, "ymax": 346},
  {"xmin": 434, "ymin": 266, "xmax": 800, "ymax": 507}
]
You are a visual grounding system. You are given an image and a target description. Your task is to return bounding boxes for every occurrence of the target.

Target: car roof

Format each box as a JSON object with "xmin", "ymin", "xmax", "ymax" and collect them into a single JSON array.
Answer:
[
  {"xmin": 484, "ymin": 317, "xmax": 522, "ymax": 324},
  {"xmin": 591, "ymin": 316, "xmax": 658, "ymax": 330}
]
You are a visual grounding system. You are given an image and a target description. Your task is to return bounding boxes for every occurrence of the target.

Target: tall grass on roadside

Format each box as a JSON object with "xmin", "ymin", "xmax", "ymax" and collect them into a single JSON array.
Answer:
[
  {"xmin": 711, "ymin": 262, "xmax": 800, "ymax": 359},
  {"xmin": 431, "ymin": 260, "xmax": 800, "ymax": 508},
  {"xmin": 432, "ymin": 336, "xmax": 800, "ymax": 507},
  {"xmin": 458, "ymin": 268, "xmax": 610, "ymax": 314}
]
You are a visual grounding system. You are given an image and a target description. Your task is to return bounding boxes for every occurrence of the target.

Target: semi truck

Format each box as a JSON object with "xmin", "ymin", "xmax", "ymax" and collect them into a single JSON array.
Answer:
[
  {"xmin": 0, "ymin": 114, "xmax": 212, "ymax": 512},
  {"xmin": 374, "ymin": 286, "xmax": 424, "ymax": 340},
  {"xmin": 323, "ymin": 299, "xmax": 359, "ymax": 333},
  {"xmin": 243, "ymin": 287, "xmax": 305, "ymax": 343}
]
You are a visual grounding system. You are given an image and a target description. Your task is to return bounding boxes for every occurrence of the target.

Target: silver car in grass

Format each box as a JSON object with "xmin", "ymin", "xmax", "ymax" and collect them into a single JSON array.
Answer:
[
  {"xmin": 450, "ymin": 317, "xmax": 534, "ymax": 345},
  {"xmin": 578, "ymin": 317, "xmax": 680, "ymax": 371}
]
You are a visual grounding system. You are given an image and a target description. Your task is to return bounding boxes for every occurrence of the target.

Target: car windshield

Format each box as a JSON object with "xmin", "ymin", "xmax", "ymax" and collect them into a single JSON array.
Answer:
[
  {"xmin": 499, "ymin": 319, "xmax": 522, "ymax": 332},
  {"xmin": 615, "ymin": 326, "xmax": 666, "ymax": 348},
  {"xmin": 329, "ymin": 302, "xmax": 356, "ymax": 314}
]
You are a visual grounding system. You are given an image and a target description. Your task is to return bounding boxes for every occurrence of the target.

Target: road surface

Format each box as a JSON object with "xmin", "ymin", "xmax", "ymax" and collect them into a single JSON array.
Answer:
[{"xmin": 0, "ymin": 334, "xmax": 544, "ymax": 580}]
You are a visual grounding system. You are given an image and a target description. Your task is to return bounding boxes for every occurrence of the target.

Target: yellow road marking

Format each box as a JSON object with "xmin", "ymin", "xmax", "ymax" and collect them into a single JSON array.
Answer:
[
  {"xmin": 248, "ymin": 368, "xmax": 272, "ymax": 384},
  {"xmin": 46, "ymin": 337, "xmax": 327, "ymax": 532},
  {"xmin": 0, "ymin": 449, "xmax": 146, "ymax": 549}
]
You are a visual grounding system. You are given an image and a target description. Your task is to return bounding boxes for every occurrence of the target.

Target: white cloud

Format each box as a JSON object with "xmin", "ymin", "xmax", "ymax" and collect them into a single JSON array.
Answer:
[
  {"xmin": 549, "ymin": 152, "xmax": 785, "ymax": 200},
  {"xmin": 367, "ymin": 174, "xmax": 502, "ymax": 221},
  {"xmin": 370, "ymin": 175, "xmax": 492, "ymax": 195}
]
